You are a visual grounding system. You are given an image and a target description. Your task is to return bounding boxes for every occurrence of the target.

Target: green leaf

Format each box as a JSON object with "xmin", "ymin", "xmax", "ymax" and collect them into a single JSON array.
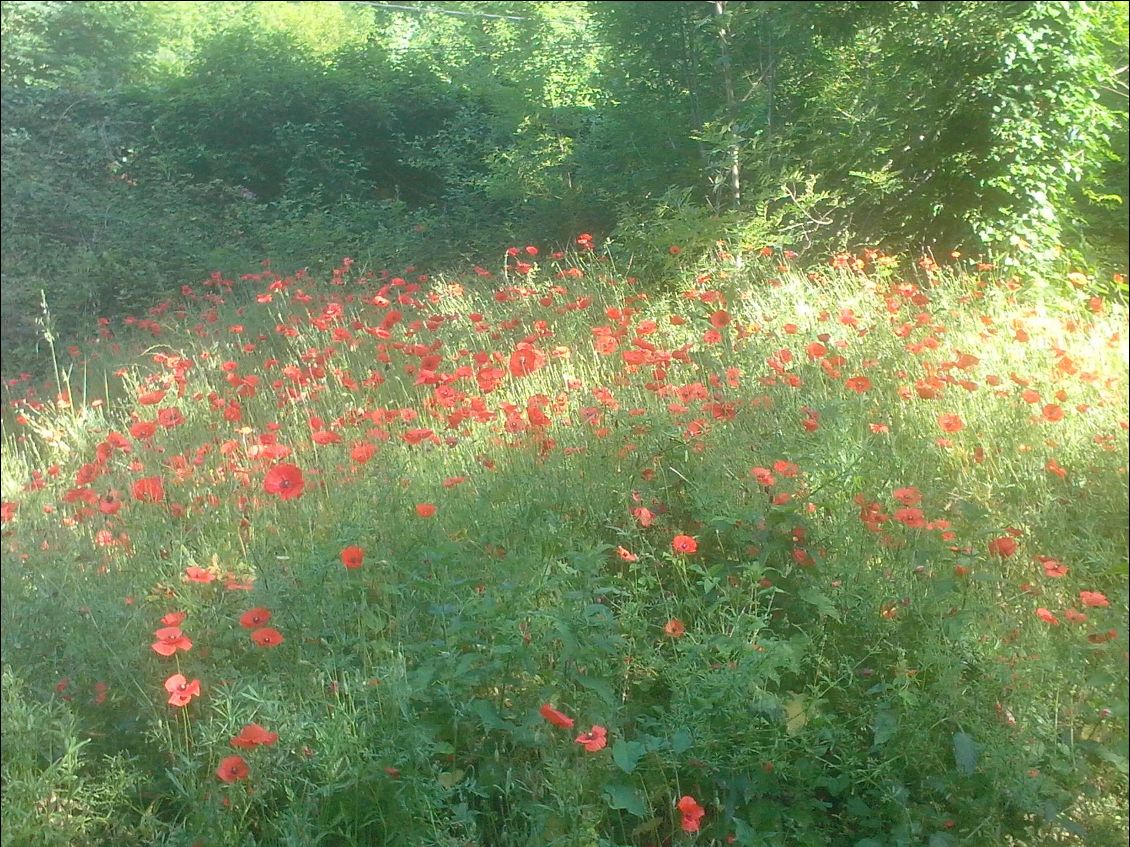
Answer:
[
  {"xmin": 574, "ymin": 673, "xmax": 618, "ymax": 707},
  {"xmin": 873, "ymin": 708, "xmax": 897, "ymax": 747},
  {"xmin": 583, "ymin": 603, "xmax": 616, "ymax": 624},
  {"xmin": 603, "ymin": 781, "xmax": 647, "ymax": 816},
  {"xmin": 437, "ymin": 769, "xmax": 463, "ymax": 789},
  {"xmin": 640, "ymin": 733, "xmax": 666, "ymax": 753},
  {"xmin": 953, "ymin": 731, "xmax": 981, "ymax": 776},
  {"xmin": 798, "ymin": 587, "xmax": 840, "ymax": 621},
  {"xmin": 1079, "ymin": 740, "xmax": 1129, "ymax": 776},
  {"xmin": 468, "ymin": 698, "xmax": 514, "ymax": 731},
  {"xmin": 612, "ymin": 739, "xmax": 647, "ymax": 774},
  {"xmin": 784, "ymin": 696, "xmax": 808, "ymax": 736},
  {"xmin": 671, "ymin": 727, "xmax": 694, "ymax": 754}
]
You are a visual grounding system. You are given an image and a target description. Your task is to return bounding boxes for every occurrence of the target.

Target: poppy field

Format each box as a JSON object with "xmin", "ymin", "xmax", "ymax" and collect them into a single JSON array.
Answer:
[{"xmin": 1, "ymin": 242, "xmax": 1127, "ymax": 846}]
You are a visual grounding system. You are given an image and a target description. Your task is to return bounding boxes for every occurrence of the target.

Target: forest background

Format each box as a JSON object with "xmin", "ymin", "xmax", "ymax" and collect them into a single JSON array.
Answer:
[{"xmin": 2, "ymin": 0, "xmax": 1127, "ymax": 371}]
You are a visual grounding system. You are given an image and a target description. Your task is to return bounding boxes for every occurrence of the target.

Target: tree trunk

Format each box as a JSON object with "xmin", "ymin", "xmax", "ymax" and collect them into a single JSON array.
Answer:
[{"xmin": 713, "ymin": 0, "xmax": 741, "ymax": 209}]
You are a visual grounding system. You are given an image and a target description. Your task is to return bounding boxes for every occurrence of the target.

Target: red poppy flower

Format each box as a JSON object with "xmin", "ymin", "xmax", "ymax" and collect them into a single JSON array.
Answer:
[
  {"xmin": 671, "ymin": 534, "xmax": 698, "ymax": 554},
  {"xmin": 632, "ymin": 507, "xmax": 655, "ymax": 528},
  {"xmin": 575, "ymin": 725, "xmax": 608, "ymax": 752},
  {"xmin": 988, "ymin": 536, "xmax": 1018, "ymax": 558},
  {"xmin": 161, "ymin": 610, "xmax": 187, "ymax": 627},
  {"xmin": 527, "ymin": 400, "xmax": 552, "ymax": 427},
  {"xmin": 1035, "ymin": 608, "xmax": 1060, "ymax": 626},
  {"xmin": 403, "ymin": 428, "xmax": 438, "ymax": 446},
  {"xmin": 250, "ymin": 627, "xmax": 284, "ymax": 647},
  {"xmin": 937, "ymin": 413, "xmax": 964, "ymax": 433},
  {"xmin": 164, "ymin": 673, "xmax": 201, "ymax": 707},
  {"xmin": 341, "ymin": 545, "xmax": 365, "ymax": 570},
  {"xmin": 664, "ymin": 618, "xmax": 687, "ymax": 638},
  {"xmin": 844, "ymin": 376, "xmax": 872, "ymax": 394},
  {"xmin": 677, "ymin": 795, "xmax": 706, "ymax": 833},
  {"xmin": 351, "ymin": 442, "xmax": 376, "ymax": 464},
  {"xmin": 1040, "ymin": 559, "xmax": 1068, "ymax": 578},
  {"xmin": 539, "ymin": 704, "xmax": 574, "ymax": 729},
  {"xmin": 184, "ymin": 566, "xmax": 215, "ymax": 584},
  {"xmin": 131, "ymin": 476, "xmax": 165, "ymax": 503},
  {"xmin": 216, "ymin": 754, "xmax": 250, "ymax": 783},
  {"xmin": 709, "ymin": 310, "xmax": 731, "ymax": 328},
  {"xmin": 750, "ymin": 467, "xmax": 775, "ymax": 487},
  {"xmin": 894, "ymin": 507, "xmax": 926, "ymax": 529},
  {"xmin": 415, "ymin": 503, "xmax": 436, "ymax": 518},
  {"xmin": 129, "ymin": 421, "xmax": 157, "ymax": 440},
  {"xmin": 230, "ymin": 723, "xmax": 279, "ymax": 749},
  {"xmin": 1079, "ymin": 591, "xmax": 1109, "ymax": 608},
  {"xmin": 508, "ymin": 344, "xmax": 546, "ymax": 378},
  {"xmin": 151, "ymin": 626, "xmax": 193, "ymax": 656},
  {"xmin": 240, "ymin": 607, "xmax": 272, "ymax": 629},
  {"xmin": 263, "ymin": 463, "xmax": 305, "ymax": 500},
  {"xmin": 892, "ymin": 487, "xmax": 922, "ymax": 506}
]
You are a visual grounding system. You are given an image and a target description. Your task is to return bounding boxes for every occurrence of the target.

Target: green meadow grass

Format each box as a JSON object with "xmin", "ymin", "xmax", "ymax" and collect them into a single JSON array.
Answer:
[{"xmin": 1, "ymin": 245, "xmax": 1127, "ymax": 847}]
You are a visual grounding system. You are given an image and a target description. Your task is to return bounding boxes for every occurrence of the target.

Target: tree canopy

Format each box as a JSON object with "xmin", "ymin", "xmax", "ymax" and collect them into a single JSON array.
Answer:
[{"xmin": 2, "ymin": 1, "xmax": 1127, "ymax": 363}]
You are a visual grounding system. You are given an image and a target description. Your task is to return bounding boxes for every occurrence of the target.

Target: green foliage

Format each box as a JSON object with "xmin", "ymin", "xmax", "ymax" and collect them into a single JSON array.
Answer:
[
  {"xmin": 588, "ymin": 0, "xmax": 1129, "ymax": 262},
  {"xmin": 745, "ymin": 1, "xmax": 1126, "ymax": 258},
  {"xmin": 0, "ymin": 668, "xmax": 154, "ymax": 847},
  {"xmin": 0, "ymin": 0, "xmax": 155, "ymax": 89}
]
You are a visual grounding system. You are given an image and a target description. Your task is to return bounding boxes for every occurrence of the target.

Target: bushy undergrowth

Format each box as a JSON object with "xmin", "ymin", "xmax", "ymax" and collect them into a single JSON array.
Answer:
[{"xmin": 1, "ymin": 241, "xmax": 1127, "ymax": 847}]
